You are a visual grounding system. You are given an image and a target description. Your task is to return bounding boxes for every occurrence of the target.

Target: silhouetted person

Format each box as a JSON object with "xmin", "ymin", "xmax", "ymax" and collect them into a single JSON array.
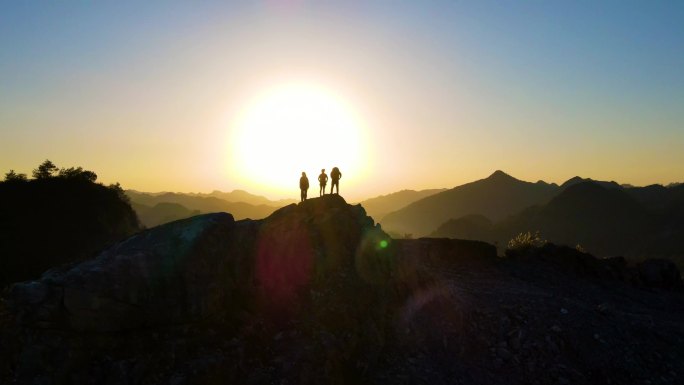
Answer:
[
  {"xmin": 299, "ymin": 172, "xmax": 309, "ymax": 202},
  {"xmin": 318, "ymin": 169, "xmax": 328, "ymax": 197},
  {"xmin": 330, "ymin": 167, "xmax": 342, "ymax": 195}
]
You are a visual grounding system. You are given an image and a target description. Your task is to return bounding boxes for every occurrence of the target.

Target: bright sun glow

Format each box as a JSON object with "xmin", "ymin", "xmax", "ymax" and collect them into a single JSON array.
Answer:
[{"xmin": 231, "ymin": 83, "xmax": 366, "ymax": 196}]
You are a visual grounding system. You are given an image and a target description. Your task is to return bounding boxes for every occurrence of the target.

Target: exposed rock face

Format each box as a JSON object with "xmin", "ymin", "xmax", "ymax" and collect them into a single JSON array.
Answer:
[
  {"xmin": 2, "ymin": 195, "xmax": 684, "ymax": 385},
  {"xmin": 9, "ymin": 195, "xmax": 389, "ymax": 332},
  {"xmin": 505, "ymin": 243, "xmax": 683, "ymax": 289},
  {"xmin": 637, "ymin": 258, "xmax": 682, "ymax": 289},
  {"xmin": 4, "ymin": 195, "xmax": 410, "ymax": 384},
  {"xmin": 253, "ymin": 195, "xmax": 380, "ymax": 307},
  {"xmin": 11, "ymin": 212, "xmax": 238, "ymax": 331}
]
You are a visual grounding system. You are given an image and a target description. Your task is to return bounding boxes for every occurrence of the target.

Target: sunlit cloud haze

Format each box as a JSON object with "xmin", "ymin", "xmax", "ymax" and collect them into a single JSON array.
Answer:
[{"xmin": 1, "ymin": 1, "xmax": 683, "ymax": 200}]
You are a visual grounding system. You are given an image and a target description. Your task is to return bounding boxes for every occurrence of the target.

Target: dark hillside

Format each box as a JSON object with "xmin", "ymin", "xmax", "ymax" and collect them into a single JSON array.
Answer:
[
  {"xmin": 431, "ymin": 214, "xmax": 493, "ymax": 241},
  {"xmin": 625, "ymin": 184, "xmax": 672, "ymax": 209},
  {"xmin": 0, "ymin": 178, "xmax": 140, "ymax": 287},
  {"xmin": 381, "ymin": 171, "xmax": 558, "ymax": 236},
  {"xmin": 645, "ymin": 185, "xmax": 684, "ymax": 264},
  {"xmin": 518, "ymin": 182, "xmax": 681, "ymax": 260},
  {"xmin": 530, "ymin": 182, "xmax": 652, "ymax": 255},
  {"xmin": 434, "ymin": 182, "xmax": 684, "ymax": 266}
]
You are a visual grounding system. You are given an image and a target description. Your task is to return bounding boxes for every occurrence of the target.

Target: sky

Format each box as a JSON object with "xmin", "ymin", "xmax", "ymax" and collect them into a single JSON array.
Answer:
[{"xmin": 1, "ymin": 1, "xmax": 683, "ymax": 201}]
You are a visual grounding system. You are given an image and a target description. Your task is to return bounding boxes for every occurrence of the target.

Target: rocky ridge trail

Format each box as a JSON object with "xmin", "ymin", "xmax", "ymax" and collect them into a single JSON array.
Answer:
[
  {"xmin": 379, "ymin": 240, "xmax": 684, "ymax": 384},
  {"xmin": 1, "ymin": 195, "xmax": 683, "ymax": 385}
]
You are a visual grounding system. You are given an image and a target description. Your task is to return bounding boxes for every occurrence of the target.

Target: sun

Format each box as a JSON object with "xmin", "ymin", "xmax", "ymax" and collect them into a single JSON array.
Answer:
[{"xmin": 230, "ymin": 83, "xmax": 366, "ymax": 197}]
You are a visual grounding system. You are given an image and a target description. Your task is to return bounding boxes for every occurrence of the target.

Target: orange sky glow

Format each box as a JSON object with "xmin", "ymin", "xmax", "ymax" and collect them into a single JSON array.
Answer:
[{"xmin": 1, "ymin": 2, "xmax": 682, "ymax": 201}]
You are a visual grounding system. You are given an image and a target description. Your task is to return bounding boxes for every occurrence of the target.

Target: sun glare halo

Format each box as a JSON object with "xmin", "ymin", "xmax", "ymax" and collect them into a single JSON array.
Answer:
[{"xmin": 230, "ymin": 83, "xmax": 367, "ymax": 197}]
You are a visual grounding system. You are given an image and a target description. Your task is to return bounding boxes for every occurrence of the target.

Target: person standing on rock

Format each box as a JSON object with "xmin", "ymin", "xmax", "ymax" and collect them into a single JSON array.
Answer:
[
  {"xmin": 318, "ymin": 169, "xmax": 328, "ymax": 197},
  {"xmin": 299, "ymin": 172, "xmax": 309, "ymax": 202},
  {"xmin": 330, "ymin": 167, "xmax": 342, "ymax": 195}
]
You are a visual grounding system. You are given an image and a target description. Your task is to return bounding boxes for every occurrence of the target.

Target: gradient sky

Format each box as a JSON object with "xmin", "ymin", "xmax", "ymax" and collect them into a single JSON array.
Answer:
[{"xmin": 1, "ymin": 1, "xmax": 683, "ymax": 201}]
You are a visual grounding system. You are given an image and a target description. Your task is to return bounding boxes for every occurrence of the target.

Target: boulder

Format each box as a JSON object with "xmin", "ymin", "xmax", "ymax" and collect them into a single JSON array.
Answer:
[
  {"xmin": 252, "ymin": 194, "xmax": 387, "ymax": 307},
  {"xmin": 8, "ymin": 195, "xmax": 390, "ymax": 331},
  {"xmin": 10, "ymin": 213, "xmax": 237, "ymax": 331},
  {"xmin": 637, "ymin": 258, "xmax": 682, "ymax": 289}
]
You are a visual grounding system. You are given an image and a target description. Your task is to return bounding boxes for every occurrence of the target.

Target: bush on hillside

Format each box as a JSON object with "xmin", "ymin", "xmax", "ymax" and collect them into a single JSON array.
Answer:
[{"xmin": 506, "ymin": 231, "xmax": 547, "ymax": 255}]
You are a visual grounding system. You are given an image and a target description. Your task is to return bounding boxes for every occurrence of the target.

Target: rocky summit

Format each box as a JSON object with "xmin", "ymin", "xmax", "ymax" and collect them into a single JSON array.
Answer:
[{"xmin": 1, "ymin": 195, "xmax": 684, "ymax": 385}]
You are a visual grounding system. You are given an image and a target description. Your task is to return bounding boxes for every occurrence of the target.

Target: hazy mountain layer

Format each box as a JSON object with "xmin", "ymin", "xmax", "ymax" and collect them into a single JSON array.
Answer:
[
  {"xmin": 358, "ymin": 188, "xmax": 445, "ymax": 221},
  {"xmin": 381, "ymin": 171, "xmax": 559, "ymax": 236},
  {"xmin": 190, "ymin": 189, "xmax": 297, "ymax": 206},
  {"xmin": 126, "ymin": 190, "xmax": 281, "ymax": 221},
  {"xmin": 131, "ymin": 201, "xmax": 201, "ymax": 228},
  {"xmin": 433, "ymin": 181, "xmax": 684, "ymax": 266}
]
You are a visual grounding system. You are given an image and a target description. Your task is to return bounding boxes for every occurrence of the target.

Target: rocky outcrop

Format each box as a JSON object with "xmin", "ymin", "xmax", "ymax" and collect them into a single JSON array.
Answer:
[
  {"xmin": 505, "ymin": 243, "xmax": 683, "ymax": 289},
  {"xmin": 10, "ymin": 212, "xmax": 238, "ymax": 331},
  {"xmin": 2, "ymin": 195, "xmax": 684, "ymax": 385},
  {"xmin": 9, "ymin": 195, "xmax": 395, "ymax": 332},
  {"xmin": 637, "ymin": 258, "xmax": 682, "ymax": 289}
]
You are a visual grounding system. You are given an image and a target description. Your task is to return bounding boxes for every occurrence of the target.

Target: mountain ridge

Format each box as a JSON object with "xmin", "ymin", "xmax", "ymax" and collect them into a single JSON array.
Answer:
[
  {"xmin": 433, "ymin": 181, "xmax": 684, "ymax": 266},
  {"xmin": 380, "ymin": 170, "xmax": 559, "ymax": 236},
  {"xmin": 125, "ymin": 190, "xmax": 282, "ymax": 223}
]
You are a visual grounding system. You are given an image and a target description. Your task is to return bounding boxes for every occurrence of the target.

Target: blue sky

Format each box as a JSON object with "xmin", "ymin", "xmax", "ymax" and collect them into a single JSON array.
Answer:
[{"xmin": 1, "ymin": 1, "xmax": 683, "ymax": 198}]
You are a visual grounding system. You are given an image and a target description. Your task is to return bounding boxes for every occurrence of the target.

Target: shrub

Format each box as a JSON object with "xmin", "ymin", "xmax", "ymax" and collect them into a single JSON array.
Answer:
[
  {"xmin": 507, "ymin": 231, "xmax": 547, "ymax": 251},
  {"xmin": 4, "ymin": 170, "xmax": 27, "ymax": 182}
]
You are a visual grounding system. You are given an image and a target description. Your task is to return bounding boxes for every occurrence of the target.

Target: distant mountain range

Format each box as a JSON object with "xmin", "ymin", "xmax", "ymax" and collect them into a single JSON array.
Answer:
[
  {"xmin": 127, "ymin": 189, "xmax": 296, "ymax": 207},
  {"xmin": 357, "ymin": 188, "xmax": 445, "ymax": 220},
  {"xmin": 425, "ymin": 173, "xmax": 684, "ymax": 265},
  {"xmin": 125, "ymin": 174, "xmax": 684, "ymax": 267},
  {"xmin": 130, "ymin": 202, "xmax": 201, "ymax": 228},
  {"xmin": 187, "ymin": 190, "xmax": 297, "ymax": 207},
  {"xmin": 380, "ymin": 171, "xmax": 559, "ymax": 236},
  {"xmin": 127, "ymin": 188, "xmax": 444, "ymax": 228},
  {"xmin": 126, "ymin": 190, "xmax": 289, "ymax": 227}
]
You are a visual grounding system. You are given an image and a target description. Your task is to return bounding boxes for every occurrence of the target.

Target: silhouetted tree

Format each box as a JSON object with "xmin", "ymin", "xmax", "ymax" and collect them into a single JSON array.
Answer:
[
  {"xmin": 108, "ymin": 182, "xmax": 130, "ymax": 203},
  {"xmin": 4, "ymin": 169, "xmax": 28, "ymax": 182},
  {"xmin": 0, "ymin": 171, "xmax": 141, "ymax": 287},
  {"xmin": 32, "ymin": 159, "xmax": 58, "ymax": 179},
  {"xmin": 58, "ymin": 166, "xmax": 97, "ymax": 182}
]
